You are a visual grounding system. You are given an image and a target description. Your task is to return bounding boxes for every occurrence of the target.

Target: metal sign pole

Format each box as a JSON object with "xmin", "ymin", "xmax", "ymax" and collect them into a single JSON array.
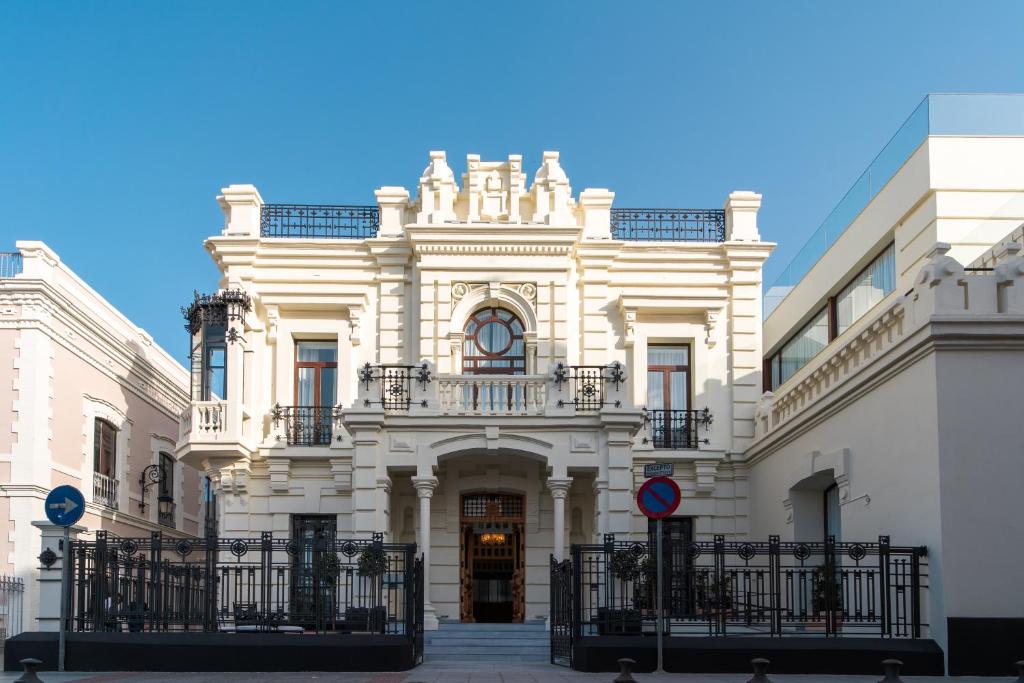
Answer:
[
  {"xmin": 656, "ymin": 516, "xmax": 664, "ymax": 674},
  {"xmin": 58, "ymin": 525, "xmax": 69, "ymax": 672}
]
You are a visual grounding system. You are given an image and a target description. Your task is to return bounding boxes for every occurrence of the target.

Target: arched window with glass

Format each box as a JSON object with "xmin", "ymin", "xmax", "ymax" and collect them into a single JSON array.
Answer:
[
  {"xmin": 461, "ymin": 307, "xmax": 528, "ymax": 411},
  {"xmin": 462, "ymin": 307, "xmax": 526, "ymax": 375}
]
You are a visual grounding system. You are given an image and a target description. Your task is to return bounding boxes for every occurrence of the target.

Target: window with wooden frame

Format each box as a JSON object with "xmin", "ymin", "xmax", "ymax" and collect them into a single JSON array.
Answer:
[
  {"xmin": 293, "ymin": 341, "xmax": 337, "ymax": 446},
  {"xmin": 646, "ymin": 345, "xmax": 691, "ymax": 412},
  {"xmin": 462, "ymin": 307, "xmax": 526, "ymax": 375},
  {"xmin": 93, "ymin": 418, "xmax": 116, "ymax": 478},
  {"xmin": 159, "ymin": 452, "xmax": 175, "ymax": 499}
]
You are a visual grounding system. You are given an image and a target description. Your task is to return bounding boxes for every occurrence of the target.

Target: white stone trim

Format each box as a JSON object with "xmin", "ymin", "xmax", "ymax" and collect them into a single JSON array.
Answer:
[{"xmin": 80, "ymin": 394, "xmax": 132, "ymax": 510}]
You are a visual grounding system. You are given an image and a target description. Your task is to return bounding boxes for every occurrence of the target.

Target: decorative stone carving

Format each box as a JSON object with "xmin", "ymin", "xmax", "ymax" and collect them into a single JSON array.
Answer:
[{"xmin": 705, "ymin": 310, "xmax": 720, "ymax": 348}]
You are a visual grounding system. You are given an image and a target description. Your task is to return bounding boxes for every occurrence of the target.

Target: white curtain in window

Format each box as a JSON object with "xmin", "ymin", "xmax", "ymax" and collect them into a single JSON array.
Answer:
[
  {"xmin": 836, "ymin": 244, "xmax": 895, "ymax": 334},
  {"xmin": 779, "ymin": 308, "xmax": 829, "ymax": 385}
]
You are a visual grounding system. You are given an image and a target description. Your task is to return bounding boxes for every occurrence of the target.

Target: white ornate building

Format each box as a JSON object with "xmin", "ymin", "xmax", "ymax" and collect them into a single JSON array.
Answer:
[{"xmin": 176, "ymin": 150, "xmax": 772, "ymax": 628}]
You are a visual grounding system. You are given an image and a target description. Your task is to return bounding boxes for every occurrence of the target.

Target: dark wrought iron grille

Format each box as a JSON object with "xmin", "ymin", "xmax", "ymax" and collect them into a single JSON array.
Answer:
[
  {"xmin": 611, "ymin": 208, "xmax": 726, "ymax": 242},
  {"xmin": 554, "ymin": 364, "xmax": 625, "ymax": 412},
  {"xmin": 260, "ymin": 204, "xmax": 380, "ymax": 239},
  {"xmin": 556, "ymin": 535, "xmax": 927, "ymax": 641},
  {"xmin": 272, "ymin": 405, "xmax": 335, "ymax": 446},
  {"xmin": 0, "ymin": 575, "xmax": 24, "ymax": 639},
  {"xmin": 0, "ymin": 252, "xmax": 23, "ymax": 279},
  {"xmin": 67, "ymin": 531, "xmax": 423, "ymax": 638},
  {"xmin": 549, "ymin": 557, "xmax": 573, "ymax": 666},
  {"xmin": 648, "ymin": 409, "xmax": 702, "ymax": 449},
  {"xmin": 462, "ymin": 494, "xmax": 524, "ymax": 519}
]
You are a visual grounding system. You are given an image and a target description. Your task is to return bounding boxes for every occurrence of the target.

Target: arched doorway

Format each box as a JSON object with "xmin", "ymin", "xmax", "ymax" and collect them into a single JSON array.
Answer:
[{"xmin": 459, "ymin": 493, "xmax": 526, "ymax": 623}]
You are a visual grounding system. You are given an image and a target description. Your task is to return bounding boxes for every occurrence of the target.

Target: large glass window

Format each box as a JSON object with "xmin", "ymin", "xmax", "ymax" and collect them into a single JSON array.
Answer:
[
  {"xmin": 294, "ymin": 341, "xmax": 337, "ymax": 446},
  {"xmin": 93, "ymin": 418, "xmax": 116, "ymax": 477},
  {"xmin": 836, "ymin": 244, "xmax": 895, "ymax": 335},
  {"xmin": 778, "ymin": 308, "xmax": 829, "ymax": 386},
  {"xmin": 159, "ymin": 452, "xmax": 175, "ymax": 500},
  {"xmin": 205, "ymin": 341, "xmax": 226, "ymax": 400}
]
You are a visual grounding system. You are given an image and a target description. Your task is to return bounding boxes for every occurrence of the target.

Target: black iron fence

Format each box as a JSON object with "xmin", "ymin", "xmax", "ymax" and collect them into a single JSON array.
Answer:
[
  {"xmin": 271, "ymin": 404, "xmax": 335, "ymax": 446},
  {"xmin": 260, "ymin": 204, "xmax": 380, "ymax": 239},
  {"xmin": 645, "ymin": 409, "xmax": 712, "ymax": 449},
  {"xmin": 65, "ymin": 531, "xmax": 422, "ymax": 652},
  {"xmin": 611, "ymin": 208, "xmax": 726, "ymax": 242},
  {"xmin": 551, "ymin": 534, "xmax": 927, "ymax": 663},
  {"xmin": 358, "ymin": 363, "xmax": 431, "ymax": 411}
]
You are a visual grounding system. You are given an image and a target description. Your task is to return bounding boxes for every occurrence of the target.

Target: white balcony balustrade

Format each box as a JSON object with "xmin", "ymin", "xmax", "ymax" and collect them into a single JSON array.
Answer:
[
  {"xmin": 438, "ymin": 375, "xmax": 548, "ymax": 416},
  {"xmin": 92, "ymin": 473, "xmax": 119, "ymax": 509}
]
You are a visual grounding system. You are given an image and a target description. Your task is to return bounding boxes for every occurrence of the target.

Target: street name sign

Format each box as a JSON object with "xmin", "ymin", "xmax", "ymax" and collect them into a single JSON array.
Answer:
[{"xmin": 643, "ymin": 463, "xmax": 674, "ymax": 478}]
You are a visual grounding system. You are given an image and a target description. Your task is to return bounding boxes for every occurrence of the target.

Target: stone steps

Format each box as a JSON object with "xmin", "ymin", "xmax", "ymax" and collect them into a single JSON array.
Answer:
[{"xmin": 426, "ymin": 622, "xmax": 550, "ymax": 663}]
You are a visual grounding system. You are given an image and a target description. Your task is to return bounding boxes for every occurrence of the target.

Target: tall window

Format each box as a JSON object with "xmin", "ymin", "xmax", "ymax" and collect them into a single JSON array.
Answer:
[
  {"xmin": 93, "ymin": 418, "xmax": 116, "ymax": 478},
  {"xmin": 778, "ymin": 308, "xmax": 829, "ymax": 386},
  {"xmin": 647, "ymin": 345, "xmax": 690, "ymax": 412},
  {"xmin": 647, "ymin": 346, "xmax": 692, "ymax": 449},
  {"xmin": 294, "ymin": 341, "xmax": 337, "ymax": 445},
  {"xmin": 462, "ymin": 308, "xmax": 526, "ymax": 375},
  {"xmin": 159, "ymin": 452, "xmax": 175, "ymax": 500},
  {"xmin": 204, "ymin": 340, "xmax": 227, "ymax": 400}
]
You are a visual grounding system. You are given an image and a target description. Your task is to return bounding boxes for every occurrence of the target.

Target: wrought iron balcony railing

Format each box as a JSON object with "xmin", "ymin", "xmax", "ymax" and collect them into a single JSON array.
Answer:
[
  {"xmin": 645, "ymin": 408, "xmax": 712, "ymax": 449},
  {"xmin": 0, "ymin": 252, "xmax": 22, "ymax": 278},
  {"xmin": 260, "ymin": 204, "xmax": 380, "ymax": 239},
  {"xmin": 358, "ymin": 363, "xmax": 432, "ymax": 411},
  {"xmin": 552, "ymin": 363, "xmax": 626, "ymax": 412},
  {"xmin": 271, "ymin": 404, "xmax": 335, "ymax": 446},
  {"xmin": 611, "ymin": 208, "xmax": 726, "ymax": 242}
]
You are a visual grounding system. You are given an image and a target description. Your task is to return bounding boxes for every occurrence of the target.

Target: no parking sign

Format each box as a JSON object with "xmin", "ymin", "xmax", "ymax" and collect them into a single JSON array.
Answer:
[{"xmin": 636, "ymin": 476, "xmax": 681, "ymax": 520}]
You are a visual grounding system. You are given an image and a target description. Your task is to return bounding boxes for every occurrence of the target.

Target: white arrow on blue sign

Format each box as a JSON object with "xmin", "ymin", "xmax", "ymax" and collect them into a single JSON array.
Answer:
[{"xmin": 45, "ymin": 485, "xmax": 86, "ymax": 527}]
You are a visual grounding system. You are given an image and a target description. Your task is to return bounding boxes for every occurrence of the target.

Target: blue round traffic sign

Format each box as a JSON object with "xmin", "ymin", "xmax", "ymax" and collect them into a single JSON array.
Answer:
[
  {"xmin": 636, "ymin": 476, "xmax": 681, "ymax": 520},
  {"xmin": 44, "ymin": 485, "xmax": 85, "ymax": 527}
]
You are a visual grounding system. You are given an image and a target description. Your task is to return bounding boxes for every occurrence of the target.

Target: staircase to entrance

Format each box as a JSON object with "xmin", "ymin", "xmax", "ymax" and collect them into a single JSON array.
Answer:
[{"xmin": 425, "ymin": 622, "xmax": 550, "ymax": 663}]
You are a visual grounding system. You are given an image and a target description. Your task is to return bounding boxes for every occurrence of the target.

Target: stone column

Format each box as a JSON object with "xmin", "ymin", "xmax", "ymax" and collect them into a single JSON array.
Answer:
[
  {"xmin": 593, "ymin": 477, "xmax": 609, "ymax": 539},
  {"xmin": 32, "ymin": 521, "xmax": 86, "ymax": 632},
  {"xmin": 411, "ymin": 476, "xmax": 440, "ymax": 630},
  {"xmin": 546, "ymin": 478, "xmax": 572, "ymax": 561}
]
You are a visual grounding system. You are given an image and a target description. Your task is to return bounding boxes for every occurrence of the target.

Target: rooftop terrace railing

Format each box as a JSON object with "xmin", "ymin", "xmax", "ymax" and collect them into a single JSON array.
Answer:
[
  {"xmin": 611, "ymin": 208, "xmax": 725, "ymax": 242},
  {"xmin": 765, "ymin": 93, "xmax": 1024, "ymax": 318},
  {"xmin": 260, "ymin": 204, "xmax": 380, "ymax": 239},
  {"xmin": 0, "ymin": 252, "xmax": 23, "ymax": 278}
]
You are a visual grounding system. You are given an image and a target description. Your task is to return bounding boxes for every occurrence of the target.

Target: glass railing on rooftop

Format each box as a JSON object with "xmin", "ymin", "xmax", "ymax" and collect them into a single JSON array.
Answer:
[{"xmin": 765, "ymin": 93, "xmax": 1024, "ymax": 318}]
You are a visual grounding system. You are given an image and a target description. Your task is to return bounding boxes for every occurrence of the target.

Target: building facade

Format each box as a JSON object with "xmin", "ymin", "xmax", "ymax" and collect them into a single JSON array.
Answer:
[
  {"xmin": 0, "ymin": 242, "xmax": 205, "ymax": 632},
  {"xmin": 753, "ymin": 94, "xmax": 1024, "ymax": 674},
  {"xmin": 176, "ymin": 151, "xmax": 771, "ymax": 628}
]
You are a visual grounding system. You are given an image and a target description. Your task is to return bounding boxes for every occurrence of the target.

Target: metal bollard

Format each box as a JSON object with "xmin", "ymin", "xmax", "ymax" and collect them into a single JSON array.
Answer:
[
  {"xmin": 614, "ymin": 657, "xmax": 637, "ymax": 683},
  {"xmin": 1014, "ymin": 660, "xmax": 1024, "ymax": 683},
  {"xmin": 879, "ymin": 658, "xmax": 904, "ymax": 683},
  {"xmin": 14, "ymin": 657, "xmax": 45, "ymax": 683},
  {"xmin": 747, "ymin": 657, "xmax": 772, "ymax": 683}
]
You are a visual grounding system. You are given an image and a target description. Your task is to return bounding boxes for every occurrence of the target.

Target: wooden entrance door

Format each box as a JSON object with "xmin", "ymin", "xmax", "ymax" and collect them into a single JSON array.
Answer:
[{"xmin": 459, "ymin": 493, "xmax": 525, "ymax": 623}]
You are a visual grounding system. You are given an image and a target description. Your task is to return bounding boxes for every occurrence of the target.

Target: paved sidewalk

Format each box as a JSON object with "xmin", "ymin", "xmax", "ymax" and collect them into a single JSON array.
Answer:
[{"xmin": 0, "ymin": 663, "xmax": 1005, "ymax": 683}]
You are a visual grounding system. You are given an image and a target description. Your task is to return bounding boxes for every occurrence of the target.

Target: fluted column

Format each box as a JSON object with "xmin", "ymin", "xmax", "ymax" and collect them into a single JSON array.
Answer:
[
  {"xmin": 412, "ymin": 476, "xmax": 440, "ymax": 630},
  {"xmin": 547, "ymin": 478, "xmax": 573, "ymax": 561}
]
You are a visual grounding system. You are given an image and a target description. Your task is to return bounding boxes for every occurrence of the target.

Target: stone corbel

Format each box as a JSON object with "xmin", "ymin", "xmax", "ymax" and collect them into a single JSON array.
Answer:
[
  {"xmin": 268, "ymin": 457, "xmax": 290, "ymax": 493},
  {"xmin": 266, "ymin": 306, "xmax": 279, "ymax": 346},
  {"xmin": 782, "ymin": 498, "xmax": 793, "ymax": 524},
  {"xmin": 694, "ymin": 460, "xmax": 718, "ymax": 494},
  {"xmin": 704, "ymin": 309, "xmax": 721, "ymax": 348},
  {"xmin": 348, "ymin": 305, "xmax": 363, "ymax": 346}
]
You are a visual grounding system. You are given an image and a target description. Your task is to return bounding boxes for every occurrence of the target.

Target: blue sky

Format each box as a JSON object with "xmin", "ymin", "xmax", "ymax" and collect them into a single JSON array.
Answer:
[{"xmin": 3, "ymin": 2, "xmax": 1023, "ymax": 362}]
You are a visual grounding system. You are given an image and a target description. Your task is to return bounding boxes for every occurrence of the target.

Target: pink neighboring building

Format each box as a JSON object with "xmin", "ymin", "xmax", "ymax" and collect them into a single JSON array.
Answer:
[{"xmin": 0, "ymin": 241, "xmax": 203, "ymax": 631}]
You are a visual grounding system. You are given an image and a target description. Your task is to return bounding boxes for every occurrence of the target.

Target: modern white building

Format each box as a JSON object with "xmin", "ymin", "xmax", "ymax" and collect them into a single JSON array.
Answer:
[
  {"xmin": 0, "ymin": 242, "xmax": 206, "ymax": 633},
  {"xmin": 176, "ymin": 150, "xmax": 772, "ymax": 629},
  {"xmin": 753, "ymin": 93, "xmax": 1024, "ymax": 675}
]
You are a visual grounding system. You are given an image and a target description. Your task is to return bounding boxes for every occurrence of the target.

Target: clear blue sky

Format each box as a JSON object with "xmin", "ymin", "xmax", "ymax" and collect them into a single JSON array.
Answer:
[{"xmin": 3, "ymin": 2, "xmax": 1023, "ymax": 362}]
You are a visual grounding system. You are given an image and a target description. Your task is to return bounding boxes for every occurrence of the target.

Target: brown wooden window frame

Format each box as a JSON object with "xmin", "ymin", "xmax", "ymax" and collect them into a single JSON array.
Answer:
[
  {"xmin": 293, "ymin": 342, "xmax": 338, "ymax": 407},
  {"xmin": 462, "ymin": 307, "xmax": 526, "ymax": 376},
  {"xmin": 93, "ymin": 418, "xmax": 117, "ymax": 478},
  {"xmin": 646, "ymin": 344, "xmax": 692, "ymax": 412}
]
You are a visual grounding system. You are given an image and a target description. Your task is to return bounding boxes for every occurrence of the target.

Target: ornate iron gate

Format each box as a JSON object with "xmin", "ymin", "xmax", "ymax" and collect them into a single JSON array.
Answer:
[{"xmin": 549, "ymin": 555, "xmax": 574, "ymax": 667}]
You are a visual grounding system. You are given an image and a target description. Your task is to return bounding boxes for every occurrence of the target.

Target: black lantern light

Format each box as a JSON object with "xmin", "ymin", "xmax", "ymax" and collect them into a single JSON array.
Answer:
[{"xmin": 138, "ymin": 464, "xmax": 166, "ymax": 514}]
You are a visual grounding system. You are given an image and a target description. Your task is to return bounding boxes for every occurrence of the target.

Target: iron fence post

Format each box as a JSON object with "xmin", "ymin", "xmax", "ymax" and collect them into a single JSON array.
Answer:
[
  {"xmin": 768, "ymin": 535, "xmax": 781, "ymax": 636},
  {"xmin": 203, "ymin": 527, "xmax": 217, "ymax": 631},
  {"xmin": 93, "ymin": 531, "xmax": 107, "ymax": 632},
  {"xmin": 910, "ymin": 546, "xmax": 923, "ymax": 638},
  {"xmin": 824, "ymin": 535, "xmax": 836, "ymax": 637},
  {"xmin": 149, "ymin": 531, "xmax": 162, "ymax": 631},
  {"xmin": 879, "ymin": 535, "xmax": 891, "ymax": 637},
  {"xmin": 714, "ymin": 535, "xmax": 726, "ymax": 636},
  {"xmin": 404, "ymin": 544, "xmax": 414, "ymax": 641},
  {"xmin": 261, "ymin": 531, "xmax": 273, "ymax": 629}
]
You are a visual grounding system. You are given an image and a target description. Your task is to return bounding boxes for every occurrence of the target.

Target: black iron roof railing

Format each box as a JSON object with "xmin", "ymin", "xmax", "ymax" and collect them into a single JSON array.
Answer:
[
  {"xmin": 260, "ymin": 204, "xmax": 380, "ymax": 239},
  {"xmin": 611, "ymin": 208, "xmax": 726, "ymax": 242}
]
